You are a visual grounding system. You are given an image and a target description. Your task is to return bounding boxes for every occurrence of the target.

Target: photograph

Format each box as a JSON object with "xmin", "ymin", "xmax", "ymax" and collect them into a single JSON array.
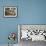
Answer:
[{"xmin": 4, "ymin": 6, "xmax": 17, "ymax": 17}]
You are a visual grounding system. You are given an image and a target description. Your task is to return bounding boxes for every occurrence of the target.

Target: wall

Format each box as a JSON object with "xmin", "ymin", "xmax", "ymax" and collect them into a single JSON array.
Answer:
[
  {"xmin": 0, "ymin": 0, "xmax": 46, "ymax": 44},
  {"xmin": 0, "ymin": 0, "xmax": 18, "ymax": 44}
]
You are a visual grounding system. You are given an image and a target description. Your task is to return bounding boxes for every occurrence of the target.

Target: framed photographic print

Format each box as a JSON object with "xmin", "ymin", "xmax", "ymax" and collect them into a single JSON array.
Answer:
[{"xmin": 4, "ymin": 6, "xmax": 17, "ymax": 17}]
